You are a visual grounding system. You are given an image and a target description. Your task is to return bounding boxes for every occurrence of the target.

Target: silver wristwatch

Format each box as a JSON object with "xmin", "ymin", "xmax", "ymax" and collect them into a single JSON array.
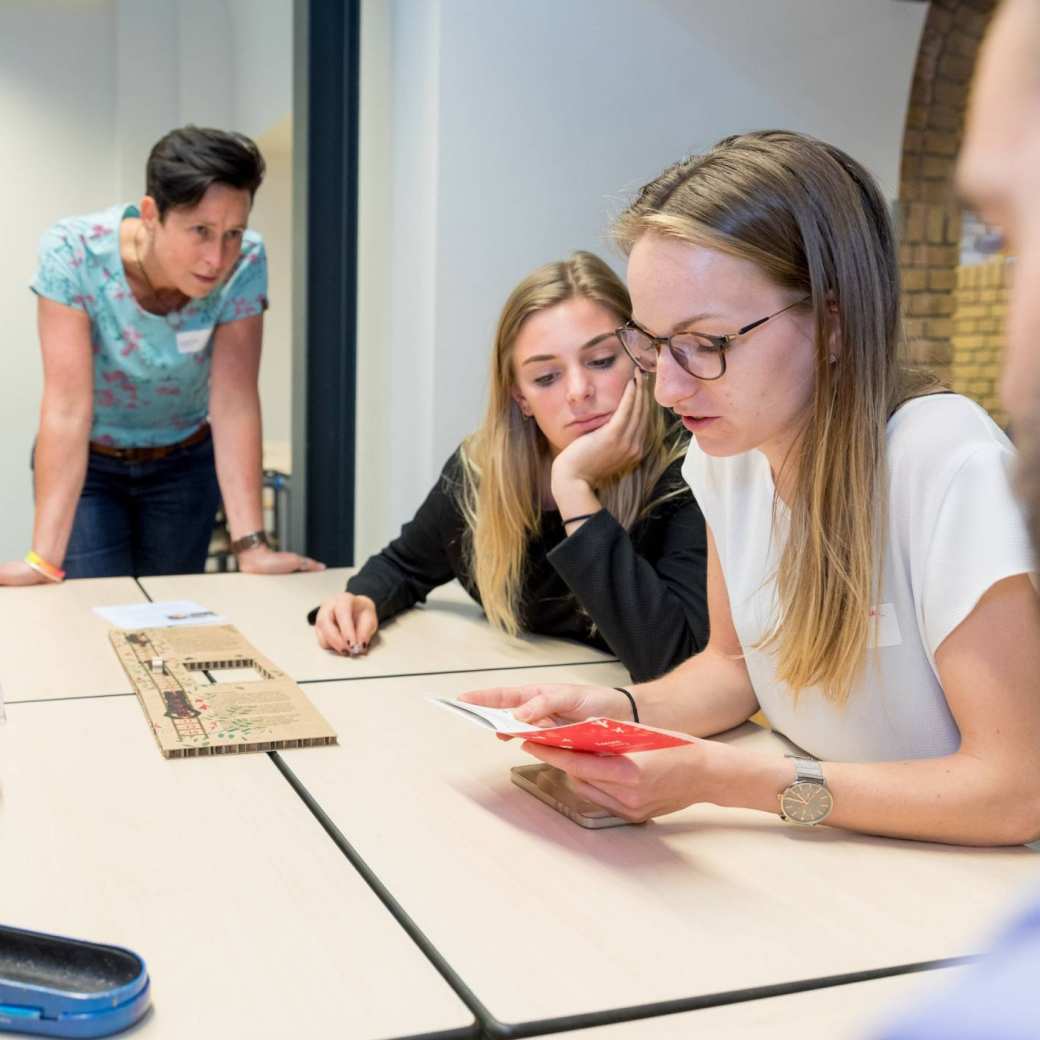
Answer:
[{"xmin": 778, "ymin": 755, "xmax": 833, "ymax": 826}]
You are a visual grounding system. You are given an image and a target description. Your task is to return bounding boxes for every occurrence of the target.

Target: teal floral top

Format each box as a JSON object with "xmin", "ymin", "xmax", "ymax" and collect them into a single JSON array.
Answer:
[{"xmin": 30, "ymin": 203, "xmax": 268, "ymax": 448}]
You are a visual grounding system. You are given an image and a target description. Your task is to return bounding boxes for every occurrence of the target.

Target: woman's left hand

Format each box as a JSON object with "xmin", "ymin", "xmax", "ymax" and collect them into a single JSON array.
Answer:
[
  {"xmin": 0, "ymin": 561, "xmax": 50, "ymax": 587},
  {"xmin": 551, "ymin": 372, "xmax": 646, "ymax": 496},
  {"xmin": 521, "ymin": 735, "xmax": 721, "ymax": 823},
  {"xmin": 236, "ymin": 544, "xmax": 325, "ymax": 574}
]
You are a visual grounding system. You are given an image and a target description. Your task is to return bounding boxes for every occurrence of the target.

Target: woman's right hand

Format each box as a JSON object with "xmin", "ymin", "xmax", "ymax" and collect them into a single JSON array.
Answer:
[
  {"xmin": 458, "ymin": 683, "xmax": 635, "ymax": 728},
  {"xmin": 0, "ymin": 561, "xmax": 50, "ymax": 587},
  {"xmin": 314, "ymin": 592, "xmax": 379, "ymax": 656}
]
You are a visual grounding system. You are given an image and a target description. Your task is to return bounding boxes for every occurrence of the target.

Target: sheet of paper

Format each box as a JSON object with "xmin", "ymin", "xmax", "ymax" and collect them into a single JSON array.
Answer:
[{"xmin": 93, "ymin": 601, "xmax": 226, "ymax": 630}]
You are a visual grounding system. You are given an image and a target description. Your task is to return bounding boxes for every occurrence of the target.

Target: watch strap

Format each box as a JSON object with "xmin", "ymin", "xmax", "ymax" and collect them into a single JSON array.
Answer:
[
  {"xmin": 785, "ymin": 754, "xmax": 825, "ymax": 784},
  {"xmin": 229, "ymin": 530, "xmax": 269, "ymax": 554}
]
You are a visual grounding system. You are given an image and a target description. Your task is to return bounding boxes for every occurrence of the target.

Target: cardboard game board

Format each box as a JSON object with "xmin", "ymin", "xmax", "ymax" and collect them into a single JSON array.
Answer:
[{"xmin": 110, "ymin": 625, "xmax": 337, "ymax": 758}]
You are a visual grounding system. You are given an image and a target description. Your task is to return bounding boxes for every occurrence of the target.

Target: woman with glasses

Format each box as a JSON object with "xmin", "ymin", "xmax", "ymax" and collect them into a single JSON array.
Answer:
[
  {"xmin": 462, "ymin": 131, "xmax": 1040, "ymax": 846},
  {"xmin": 310, "ymin": 251, "xmax": 709, "ymax": 682}
]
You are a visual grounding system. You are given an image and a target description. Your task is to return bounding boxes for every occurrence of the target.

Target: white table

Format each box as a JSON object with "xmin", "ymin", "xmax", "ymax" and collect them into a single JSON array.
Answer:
[
  {"xmin": 0, "ymin": 696, "xmax": 475, "ymax": 1040},
  {"xmin": 279, "ymin": 666, "xmax": 1037, "ymax": 1034},
  {"xmin": 139, "ymin": 570, "xmax": 615, "ymax": 683},
  {"xmin": 540, "ymin": 966, "xmax": 968, "ymax": 1039},
  {"xmin": 0, "ymin": 578, "xmax": 145, "ymax": 703}
]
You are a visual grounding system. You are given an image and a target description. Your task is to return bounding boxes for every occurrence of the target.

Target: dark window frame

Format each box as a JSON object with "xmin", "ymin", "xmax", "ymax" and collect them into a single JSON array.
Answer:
[{"xmin": 291, "ymin": 0, "xmax": 360, "ymax": 565}]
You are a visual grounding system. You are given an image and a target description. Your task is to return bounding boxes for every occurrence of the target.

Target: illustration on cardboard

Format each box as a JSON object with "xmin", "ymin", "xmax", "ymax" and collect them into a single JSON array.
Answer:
[{"xmin": 111, "ymin": 625, "xmax": 337, "ymax": 758}]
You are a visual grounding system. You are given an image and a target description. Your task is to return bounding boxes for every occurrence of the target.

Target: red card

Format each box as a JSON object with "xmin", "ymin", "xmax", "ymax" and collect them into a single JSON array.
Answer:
[{"xmin": 521, "ymin": 717, "xmax": 692, "ymax": 755}]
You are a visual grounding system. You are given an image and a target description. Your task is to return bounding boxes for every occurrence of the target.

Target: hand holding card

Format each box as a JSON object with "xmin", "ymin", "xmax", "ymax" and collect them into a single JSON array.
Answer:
[{"xmin": 432, "ymin": 697, "xmax": 692, "ymax": 754}]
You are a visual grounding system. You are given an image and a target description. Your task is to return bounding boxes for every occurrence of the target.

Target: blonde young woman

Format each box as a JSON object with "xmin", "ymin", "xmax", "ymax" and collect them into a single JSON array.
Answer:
[
  {"xmin": 310, "ymin": 252, "xmax": 709, "ymax": 682},
  {"xmin": 464, "ymin": 131, "xmax": 1040, "ymax": 846}
]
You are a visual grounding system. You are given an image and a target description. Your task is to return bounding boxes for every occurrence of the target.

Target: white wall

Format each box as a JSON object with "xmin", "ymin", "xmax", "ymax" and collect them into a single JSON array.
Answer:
[
  {"xmin": 0, "ymin": 0, "xmax": 118, "ymax": 563},
  {"xmin": 0, "ymin": 0, "xmax": 292, "ymax": 562},
  {"xmin": 355, "ymin": 0, "xmax": 929, "ymax": 560}
]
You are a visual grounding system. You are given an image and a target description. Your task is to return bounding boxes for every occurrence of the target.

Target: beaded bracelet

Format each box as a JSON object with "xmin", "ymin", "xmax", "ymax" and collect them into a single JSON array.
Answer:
[
  {"xmin": 613, "ymin": 686, "xmax": 639, "ymax": 724},
  {"xmin": 24, "ymin": 549, "xmax": 65, "ymax": 583}
]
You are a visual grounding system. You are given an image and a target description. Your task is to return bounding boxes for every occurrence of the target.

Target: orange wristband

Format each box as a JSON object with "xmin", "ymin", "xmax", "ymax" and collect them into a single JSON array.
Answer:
[{"xmin": 24, "ymin": 550, "xmax": 65, "ymax": 583}]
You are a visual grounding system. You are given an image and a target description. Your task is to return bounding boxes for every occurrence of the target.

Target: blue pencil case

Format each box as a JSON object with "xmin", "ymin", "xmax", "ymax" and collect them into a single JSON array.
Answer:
[{"xmin": 0, "ymin": 925, "xmax": 150, "ymax": 1037}]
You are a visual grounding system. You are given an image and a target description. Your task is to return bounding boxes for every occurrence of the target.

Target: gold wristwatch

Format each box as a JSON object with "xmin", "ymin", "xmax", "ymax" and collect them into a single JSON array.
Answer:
[{"xmin": 778, "ymin": 755, "xmax": 833, "ymax": 826}]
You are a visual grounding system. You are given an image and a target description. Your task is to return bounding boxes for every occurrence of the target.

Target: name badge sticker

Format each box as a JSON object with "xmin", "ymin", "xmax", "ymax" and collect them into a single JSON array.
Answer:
[
  {"xmin": 868, "ymin": 602, "xmax": 903, "ymax": 648},
  {"xmin": 176, "ymin": 328, "xmax": 214, "ymax": 355}
]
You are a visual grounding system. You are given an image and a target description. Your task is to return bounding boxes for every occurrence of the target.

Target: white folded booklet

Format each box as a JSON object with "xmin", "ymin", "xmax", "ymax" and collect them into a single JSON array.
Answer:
[{"xmin": 431, "ymin": 696, "xmax": 542, "ymax": 734}]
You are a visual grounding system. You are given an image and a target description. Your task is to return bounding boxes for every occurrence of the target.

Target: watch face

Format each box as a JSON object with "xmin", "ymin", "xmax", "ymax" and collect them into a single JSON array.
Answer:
[{"xmin": 780, "ymin": 780, "xmax": 833, "ymax": 825}]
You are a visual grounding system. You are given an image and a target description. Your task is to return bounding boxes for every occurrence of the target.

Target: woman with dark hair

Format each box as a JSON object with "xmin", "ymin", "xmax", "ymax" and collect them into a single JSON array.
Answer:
[{"xmin": 0, "ymin": 125, "xmax": 321, "ymax": 584}]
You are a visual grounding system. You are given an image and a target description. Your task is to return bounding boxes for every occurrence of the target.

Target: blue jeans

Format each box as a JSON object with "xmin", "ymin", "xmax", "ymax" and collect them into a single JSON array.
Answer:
[{"xmin": 59, "ymin": 434, "xmax": 221, "ymax": 579}]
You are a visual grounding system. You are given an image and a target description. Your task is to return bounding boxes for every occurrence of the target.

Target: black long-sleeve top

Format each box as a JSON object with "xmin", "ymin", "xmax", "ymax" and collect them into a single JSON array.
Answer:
[{"xmin": 308, "ymin": 450, "xmax": 709, "ymax": 682}]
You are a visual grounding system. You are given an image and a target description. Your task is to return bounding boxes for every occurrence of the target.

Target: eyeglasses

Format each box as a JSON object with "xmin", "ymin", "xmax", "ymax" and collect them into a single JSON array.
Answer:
[{"xmin": 615, "ymin": 297, "xmax": 811, "ymax": 381}]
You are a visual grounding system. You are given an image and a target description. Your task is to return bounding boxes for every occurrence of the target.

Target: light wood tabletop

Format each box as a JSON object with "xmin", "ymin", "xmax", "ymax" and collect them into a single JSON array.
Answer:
[
  {"xmin": 278, "ymin": 666, "xmax": 1037, "ymax": 1033},
  {"xmin": 0, "ymin": 696, "xmax": 475, "ymax": 1040},
  {"xmin": 0, "ymin": 577, "xmax": 145, "ymax": 703},
  {"xmin": 539, "ymin": 966, "xmax": 968, "ymax": 1039},
  {"xmin": 138, "ymin": 570, "xmax": 616, "ymax": 683}
]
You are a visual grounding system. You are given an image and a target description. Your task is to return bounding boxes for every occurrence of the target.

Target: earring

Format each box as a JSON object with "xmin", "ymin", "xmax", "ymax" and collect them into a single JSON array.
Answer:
[{"xmin": 828, "ymin": 354, "xmax": 837, "ymax": 364}]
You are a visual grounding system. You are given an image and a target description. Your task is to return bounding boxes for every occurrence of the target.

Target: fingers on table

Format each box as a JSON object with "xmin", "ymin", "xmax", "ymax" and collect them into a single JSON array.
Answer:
[
  {"xmin": 354, "ymin": 603, "xmax": 378, "ymax": 646},
  {"xmin": 315, "ymin": 603, "xmax": 348, "ymax": 653}
]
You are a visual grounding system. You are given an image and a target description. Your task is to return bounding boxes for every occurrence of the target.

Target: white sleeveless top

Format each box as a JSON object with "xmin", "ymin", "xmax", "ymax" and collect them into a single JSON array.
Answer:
[{"xmin": 682, "ymin": 395, "xmax": 1035, "ymax": 762}]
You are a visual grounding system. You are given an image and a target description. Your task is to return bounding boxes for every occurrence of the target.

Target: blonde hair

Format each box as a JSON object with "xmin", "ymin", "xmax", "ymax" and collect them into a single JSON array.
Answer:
[
  {"xmin": 614, "ymin": 131, "xmax": 939, "ymax": 702},
  {"xmin": 458, "ymin": 250, "xmax": 687, "ymax": 636}
]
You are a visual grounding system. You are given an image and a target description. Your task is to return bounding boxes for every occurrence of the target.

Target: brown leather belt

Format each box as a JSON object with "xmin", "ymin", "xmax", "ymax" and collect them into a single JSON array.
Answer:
[{"xmin": 89, "ymin": 422, "xmax": 211, "ymax": 463}]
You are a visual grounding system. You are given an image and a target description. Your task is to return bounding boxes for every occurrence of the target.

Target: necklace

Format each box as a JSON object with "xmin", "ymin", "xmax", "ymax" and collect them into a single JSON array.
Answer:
[{"xmin": 133, "ymin": 224, "xmax": 188, "ymax": 322}]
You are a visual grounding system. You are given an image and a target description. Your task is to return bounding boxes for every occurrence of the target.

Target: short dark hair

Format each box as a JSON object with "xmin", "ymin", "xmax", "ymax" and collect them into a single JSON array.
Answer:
[{"xmin": 146, "ymin": 126, "xmax": 266, "ymax": 219}]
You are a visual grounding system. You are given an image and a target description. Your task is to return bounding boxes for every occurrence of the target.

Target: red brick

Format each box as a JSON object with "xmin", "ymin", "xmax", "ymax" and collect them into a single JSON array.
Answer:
[
  {"xmin": 924, "ymin": 130, "xmax": 960, "ymax": 157},
  {"xmin": 922, "ymin": 155, "xmax": 955, "ymax": 180},
  {"xmin": 903, "ymin": 268, "xmax": 928, "ymax": 292},
  {"xmin": 934, "ymin": 79, "xmax": 969, "ymax": 110},
  {"xmin": 947, "ymin": 30, "xmax": 980, "ymax": 59},
  {"xmin": 938, "ymin": 52, "xmax": 976, "ymax": 82},
  {"xmin": 926, "ymin": 208, "xmax": 947, "ymax": 244},
  {"xmin": 928, "ymin": 6, "xmax": 955, "ymax": 33},
  {"xmin": 922, "ymin": 180, "xmax": 956, "ymax": 204},
  {"xmin": 926, "ymin": 244, "xmax": 959, "ymax": 266},
  {"xmin": 928, "ymin": 105, "xmax": 963, "ymax": 132},
  {"xmin": 906, "ymin": 105, "xmax": 929, "ymax": 131}
]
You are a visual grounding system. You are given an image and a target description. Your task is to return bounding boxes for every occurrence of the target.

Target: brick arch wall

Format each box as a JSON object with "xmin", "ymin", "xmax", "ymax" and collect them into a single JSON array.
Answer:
[{"xmin": 898, "ymin": 0, "xmax": 1002, "ymax": 417}]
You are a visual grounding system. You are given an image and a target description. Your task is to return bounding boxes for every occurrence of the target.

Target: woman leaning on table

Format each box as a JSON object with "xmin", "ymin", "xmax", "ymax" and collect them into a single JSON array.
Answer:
[
  {"xmin": 0, "ymin": 125, "xmax": 321, "ymax": 586},
  {"xmin": 310, "ymin": 251, "xmax": 709, "ymax": 683},
  {"xmin": 463, "ymin": 131, "xmax": 1040, "ymax": 846}
]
